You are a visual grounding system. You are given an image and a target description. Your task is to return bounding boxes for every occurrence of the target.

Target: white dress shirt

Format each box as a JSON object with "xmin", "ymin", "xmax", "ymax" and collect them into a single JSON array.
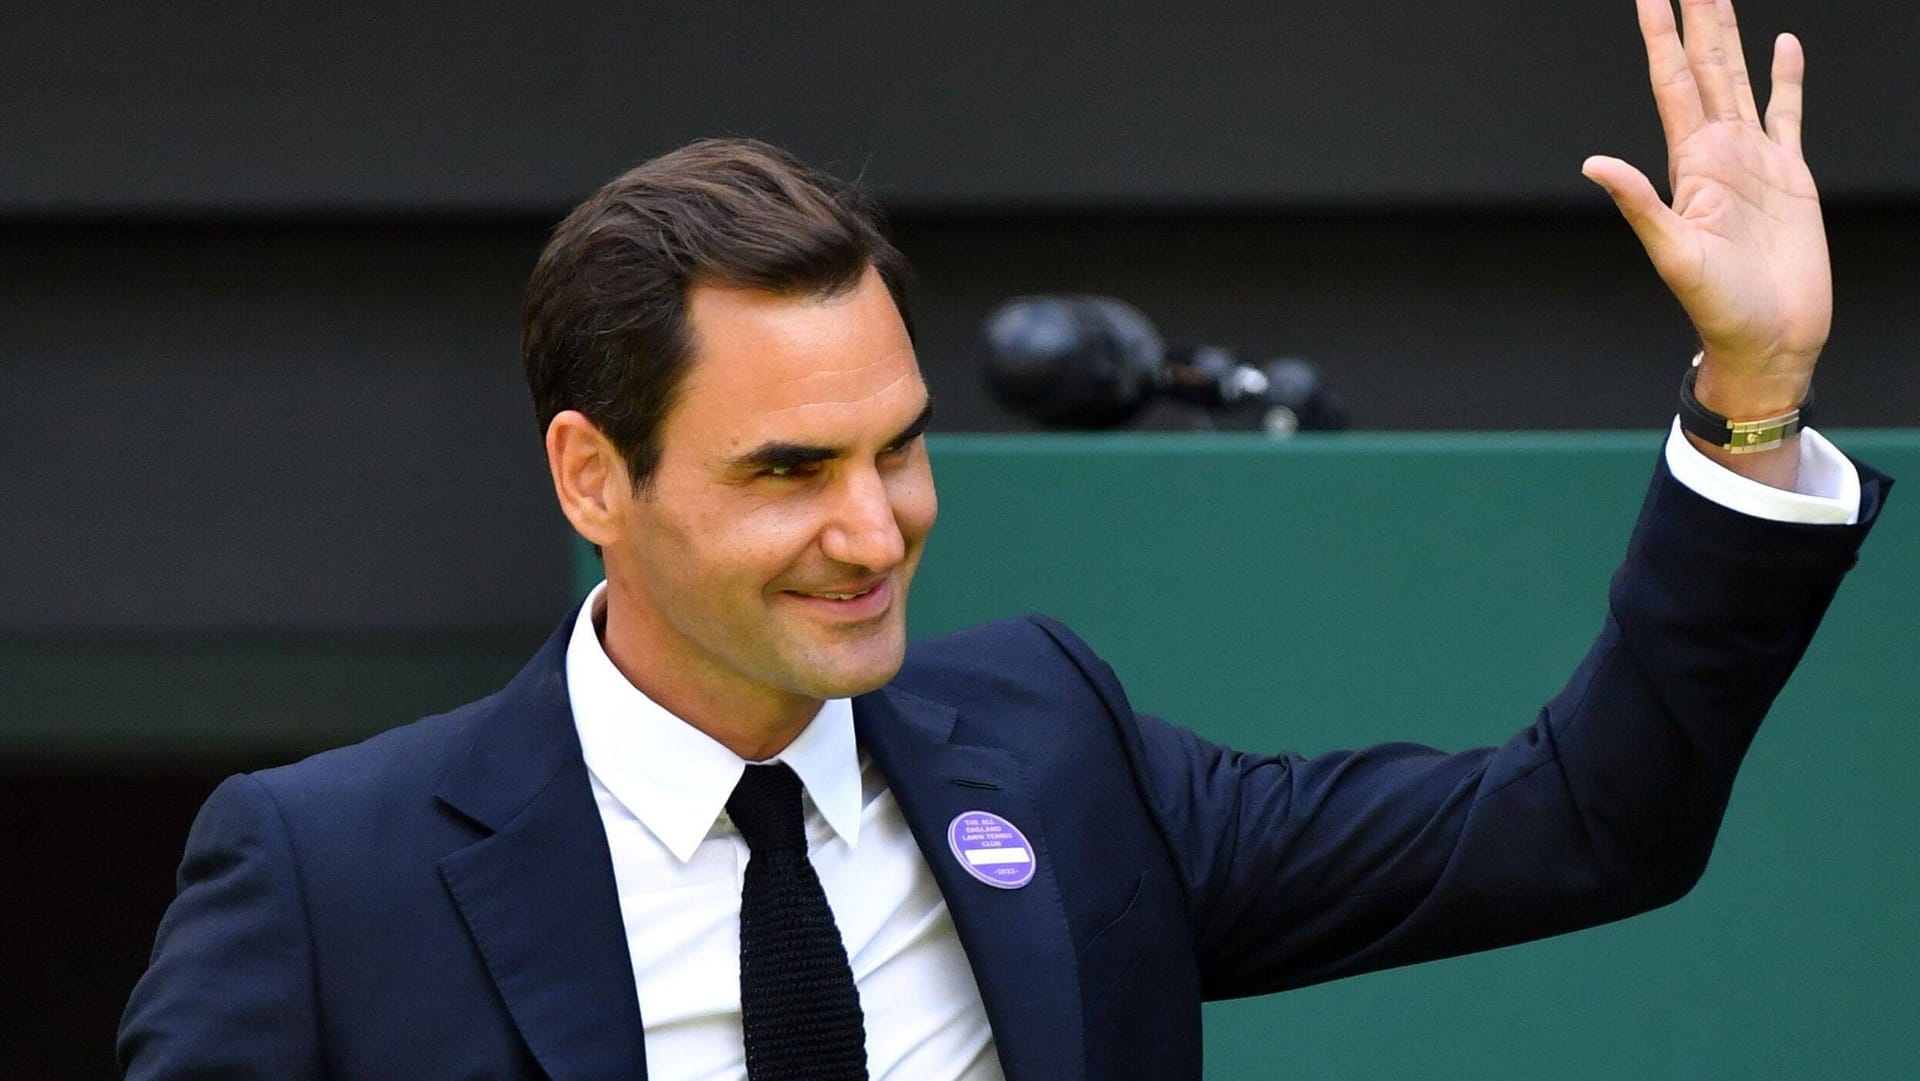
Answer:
[
  {"xmin": 1663, "ymin": 419, "xmax": 1860, "ymax": 524},
  {"xmin": 564, "ymin": 425, "xmax": 1860, "ymax": 1081},
  {"xmin": 567, "ymin": 593, "xmax": 1005, "ymax": 1081}
]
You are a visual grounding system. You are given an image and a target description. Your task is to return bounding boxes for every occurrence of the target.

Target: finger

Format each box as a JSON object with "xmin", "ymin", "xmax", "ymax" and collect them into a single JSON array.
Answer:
[
  {"xmin": 1678, "ymin": 0, "xmax": 1746, "ymax": 122},
  {"xmin": 1714, "ymin": 0, "xmax": 1762, "ymax": 125},
  {"xmin": 1582, "ymin": 156, "xmax": 1691, "ymax": 271},
  {"xmin": 1638, "ymin": 0, "xmax": 1706, "ymax": 148},
  {"xmin": 1766, "ymin": 32, "xmax": 1806, "ymax": 157}
]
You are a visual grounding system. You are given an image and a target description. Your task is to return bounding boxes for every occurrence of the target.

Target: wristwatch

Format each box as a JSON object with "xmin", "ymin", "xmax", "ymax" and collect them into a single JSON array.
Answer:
[{"xmin": 1678, "ymin": 353, "xmax": 1814, "ymax": 454}]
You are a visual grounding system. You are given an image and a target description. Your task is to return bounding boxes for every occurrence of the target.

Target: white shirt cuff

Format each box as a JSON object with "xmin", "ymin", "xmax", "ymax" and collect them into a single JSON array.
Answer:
[{"xmin": 1663, "ymin": 417, "xmax": 1861, "ymax": 526}]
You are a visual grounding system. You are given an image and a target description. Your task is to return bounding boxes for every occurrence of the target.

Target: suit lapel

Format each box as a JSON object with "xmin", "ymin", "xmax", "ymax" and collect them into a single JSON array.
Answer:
[
  {"xmin": 426, "ymin": 617, "xmax": 1090, "ymax": 1080},
  {"xmin": 435, "ymin": 619, "xmax": 649, "ymax": 1081},
  {"xmin": 855, "ymin": 685, "xmax": 1086, "ymax": 1081}
]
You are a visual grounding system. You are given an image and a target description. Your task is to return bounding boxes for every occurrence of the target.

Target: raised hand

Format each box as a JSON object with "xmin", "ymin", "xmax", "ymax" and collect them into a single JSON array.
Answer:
[{"xmin": 1582, "ymin": 0, "xmax": 1828, "ymax": 426}]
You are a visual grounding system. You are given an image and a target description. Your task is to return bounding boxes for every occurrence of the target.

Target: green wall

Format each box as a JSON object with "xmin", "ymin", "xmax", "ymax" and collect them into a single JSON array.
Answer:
[
  {"xmin": 572, "ymin": 430, "xmax": 1915, "ymax": 1078},
  {"xmin": 911, "ymin": 430, "xmax": 1917, "ymax": 1080}
]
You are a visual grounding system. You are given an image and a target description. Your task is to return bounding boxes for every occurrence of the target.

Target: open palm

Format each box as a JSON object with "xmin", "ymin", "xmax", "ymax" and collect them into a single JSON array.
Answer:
[{"xmin": 1583, "ymin": 0, "xmax": 1829, "ymax": 408}]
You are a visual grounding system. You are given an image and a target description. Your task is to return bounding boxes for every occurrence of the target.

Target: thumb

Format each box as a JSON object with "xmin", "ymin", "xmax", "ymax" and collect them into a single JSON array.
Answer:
[{"xmin": 1581, "ymin": 155, "xmax": 1688, "ymax": 263}]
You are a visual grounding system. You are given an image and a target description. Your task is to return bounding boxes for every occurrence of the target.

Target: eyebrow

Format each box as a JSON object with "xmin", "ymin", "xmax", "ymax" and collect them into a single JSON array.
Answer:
[{"xmin": 729, "ymin": 399, "xmax": 934, "ymax": 474}]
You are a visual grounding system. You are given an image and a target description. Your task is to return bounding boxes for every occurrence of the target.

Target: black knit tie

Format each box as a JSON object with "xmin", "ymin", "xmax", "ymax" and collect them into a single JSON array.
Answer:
[{"xmin": 727, "ymin": 762, "xmax": 868, "ymax": 1081}]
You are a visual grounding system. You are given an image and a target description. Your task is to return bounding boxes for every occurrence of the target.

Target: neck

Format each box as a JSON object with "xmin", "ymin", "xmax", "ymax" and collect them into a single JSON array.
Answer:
[{"xmin": 594, "ymin": 594, "xmax": 821, "ymax": 761}]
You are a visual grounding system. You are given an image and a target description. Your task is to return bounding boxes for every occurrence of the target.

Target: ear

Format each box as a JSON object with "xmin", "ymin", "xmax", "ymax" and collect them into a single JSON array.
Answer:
[{"xmin": 545, "ymin": 410, "xmax": 629, "ymax": 547}]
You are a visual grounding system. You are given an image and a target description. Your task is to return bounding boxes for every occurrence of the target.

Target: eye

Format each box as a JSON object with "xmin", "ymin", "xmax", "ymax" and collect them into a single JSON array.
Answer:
[{"xmin": 762, "ymin": 461, "xmax": 823, "ymax": 480}]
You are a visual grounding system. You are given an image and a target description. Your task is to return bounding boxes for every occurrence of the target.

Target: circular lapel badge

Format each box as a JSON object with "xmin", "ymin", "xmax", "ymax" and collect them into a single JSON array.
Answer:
[{"xmin": 947, "ymin": 810, "xmax": 1036, "ymax": 889}]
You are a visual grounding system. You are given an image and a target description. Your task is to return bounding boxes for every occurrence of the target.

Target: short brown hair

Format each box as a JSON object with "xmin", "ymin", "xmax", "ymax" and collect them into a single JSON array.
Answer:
[{"xmin": 521, "ymin": 138, "xmax": 913, "ymax": 488}]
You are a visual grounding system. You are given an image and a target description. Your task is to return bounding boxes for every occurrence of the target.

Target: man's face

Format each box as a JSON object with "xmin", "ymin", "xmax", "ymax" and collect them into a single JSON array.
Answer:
[{"xmin": 599, "ymin": 265, "xmax": 936, "ymax": 729}]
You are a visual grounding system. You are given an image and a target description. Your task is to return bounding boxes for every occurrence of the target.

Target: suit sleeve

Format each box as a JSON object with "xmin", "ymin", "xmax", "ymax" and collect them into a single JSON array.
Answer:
[
  {"xmin": 119, "ymin": 772, "xmax": 325, "ymax": 1080},
  {"xmin": 1039, "ymin": 455, "xmax": 1892, "ymax": 1001}
]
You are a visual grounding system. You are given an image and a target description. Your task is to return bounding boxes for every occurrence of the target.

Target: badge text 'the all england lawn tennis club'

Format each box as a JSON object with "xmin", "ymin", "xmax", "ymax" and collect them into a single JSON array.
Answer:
[{"xmin": 946, "ymin": 810, "xmax": 1036, "ymax": 889}]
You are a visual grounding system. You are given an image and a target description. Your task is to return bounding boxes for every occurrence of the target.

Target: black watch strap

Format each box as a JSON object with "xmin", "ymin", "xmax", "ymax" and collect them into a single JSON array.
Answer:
[{"xmin": 1678, "ymin": 356, "xmax": 1814, "ymax": 454}]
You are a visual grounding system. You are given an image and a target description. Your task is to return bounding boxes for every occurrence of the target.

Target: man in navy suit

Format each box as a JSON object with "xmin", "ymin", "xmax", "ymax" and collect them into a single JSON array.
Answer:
[{"xmin": 120, "ymin": 2, "xmax": 1889, "ymax": 1078}]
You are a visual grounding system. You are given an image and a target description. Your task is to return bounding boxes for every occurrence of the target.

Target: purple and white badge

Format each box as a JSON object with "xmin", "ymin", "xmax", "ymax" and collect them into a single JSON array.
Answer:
[{"xmin": 947, "ymin": 810, "xmax": 1036, "ymax": 889}]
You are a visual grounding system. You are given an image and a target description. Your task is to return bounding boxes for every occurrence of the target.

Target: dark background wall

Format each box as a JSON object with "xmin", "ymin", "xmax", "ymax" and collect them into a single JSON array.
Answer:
[
  {"xmin": 6, "ymin": 1, "xmax": 1917, "ymax": 211},
  {"xmin": 3, "ymin": 2, "xmax": 1914, "ymax": 1077}
]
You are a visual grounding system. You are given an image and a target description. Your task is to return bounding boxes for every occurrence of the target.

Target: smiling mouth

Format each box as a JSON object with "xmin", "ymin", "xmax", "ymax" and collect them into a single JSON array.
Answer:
[
  {"xmin": 782, "ymin": 578, "xmax": 892, "ymax": 618},
  {"xmin": 795, "ymin": 583, "xmax": 880, "ymax": 601}
]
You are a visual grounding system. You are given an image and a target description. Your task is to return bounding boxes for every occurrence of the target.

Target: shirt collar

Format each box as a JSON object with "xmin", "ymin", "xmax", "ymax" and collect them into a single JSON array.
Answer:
[{"xmin": 564, "ymin": 582, "xmax": 863, "ymax": 862}]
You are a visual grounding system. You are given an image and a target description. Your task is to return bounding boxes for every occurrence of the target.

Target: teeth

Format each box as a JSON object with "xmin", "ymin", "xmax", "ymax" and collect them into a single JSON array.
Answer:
[{"xmin": 811, "ymin": 586, "xmax": 872, "ymax": 600}]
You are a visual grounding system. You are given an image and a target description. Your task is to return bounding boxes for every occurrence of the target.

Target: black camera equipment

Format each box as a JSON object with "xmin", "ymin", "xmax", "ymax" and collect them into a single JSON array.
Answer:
[{"xmin": 982, "ymin": 295, "xmax": 1348, "ymax": 435}]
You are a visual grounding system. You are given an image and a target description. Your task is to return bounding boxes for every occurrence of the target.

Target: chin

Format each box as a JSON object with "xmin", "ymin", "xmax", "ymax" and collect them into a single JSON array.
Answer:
[{"xmin": 794, "ymin": 635, "xmax": 907, "ymax": 698}]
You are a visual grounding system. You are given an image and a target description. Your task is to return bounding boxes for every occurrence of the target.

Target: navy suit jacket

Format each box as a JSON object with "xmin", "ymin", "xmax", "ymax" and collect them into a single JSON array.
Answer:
[{"xmin": 120, "ymin": 460, "xmax": 1890, "ymax": 1080}]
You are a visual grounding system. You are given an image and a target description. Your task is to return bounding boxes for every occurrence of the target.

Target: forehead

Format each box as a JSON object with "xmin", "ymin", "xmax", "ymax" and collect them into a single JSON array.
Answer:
[{"xmin": 668, "ymin": 268, "xmax": 923, "ymax": 451}]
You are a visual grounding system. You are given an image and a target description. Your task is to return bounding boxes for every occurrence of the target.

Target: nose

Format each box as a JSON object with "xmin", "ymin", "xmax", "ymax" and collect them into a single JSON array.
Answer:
[{"xmin": 820, "ymin": 466, "xmax": 907, "ymax": 571}]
